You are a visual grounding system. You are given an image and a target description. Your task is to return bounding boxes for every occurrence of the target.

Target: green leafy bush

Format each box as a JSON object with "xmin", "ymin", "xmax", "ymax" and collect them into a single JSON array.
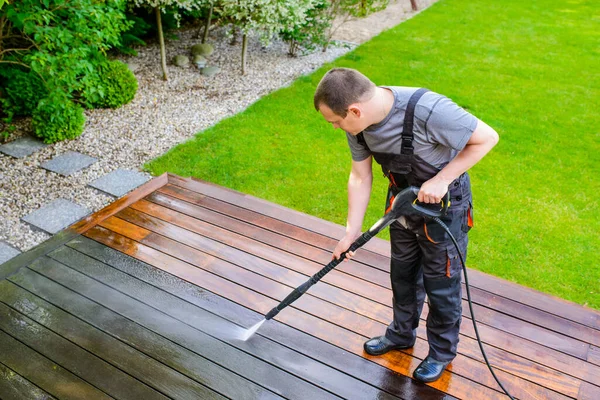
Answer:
[
  {"xmin": 82, "ymin": 60, "xmax": 138, "ymax": 109},
  {"xmin": 0, "ymin": 0, "xmax": 130, "ymax": 141},
  {"xmin": 280, "ymin": 0, "xmax": 332, "ymax": 57},
  {"xmin": 0, "ymin": 67, "xmax": 48, "ymax": 118},
  {"xmin": 31, "ymin": 92, "xmax": 86, "ymax": 144}
]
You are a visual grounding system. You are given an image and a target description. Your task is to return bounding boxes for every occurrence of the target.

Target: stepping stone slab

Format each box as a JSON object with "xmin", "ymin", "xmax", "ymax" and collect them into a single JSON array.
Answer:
[
  {"xmin": 0, "ymin": 241, "xmax": 20, "ymax": 265},
  {"xmin": 41, "ymin": 151, "xmax": 97, "ymax": 176},
  {"xmin": 21, "ymin": 199, "xmax": 90, "ymax": 234},
  {"xmin": 88, "ymin": 169, "xmax": 150, "ymax": 198},
  {"xmin": 0, "ymin": 136, "xmax": 48, "ymax": 158}
]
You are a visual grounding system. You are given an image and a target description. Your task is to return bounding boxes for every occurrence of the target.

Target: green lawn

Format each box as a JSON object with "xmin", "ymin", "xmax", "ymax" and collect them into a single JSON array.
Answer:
[{"xmin": 146, "ymin": 0, "xmax": 600, "ymax": 308}]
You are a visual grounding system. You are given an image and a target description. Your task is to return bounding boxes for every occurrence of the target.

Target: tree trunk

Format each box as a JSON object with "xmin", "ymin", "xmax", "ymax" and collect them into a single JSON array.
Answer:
[
  {"xmin": 410, "ymin": 0, "xmax": 418, "ymax": 11},
  {"xmin": 241, "ymin": 34, "xmax": 248, "ymax": 75},
  {"xmin": 155, "ymin": 7, "xmax": 168, "ymax": 81},
  {"xmin": 202, "ymin": 4, "xmax": 213, "ymax": 44}
]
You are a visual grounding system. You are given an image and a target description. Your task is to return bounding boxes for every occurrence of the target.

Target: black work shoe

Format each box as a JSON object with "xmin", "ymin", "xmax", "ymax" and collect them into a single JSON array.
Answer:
[
  {"xmin": 363, "ymin": 336, "xmax": 414, "ymax": 356},
  {"xmin": 413, "ymin": 356, "xmax": 450, "ymax": 383}
]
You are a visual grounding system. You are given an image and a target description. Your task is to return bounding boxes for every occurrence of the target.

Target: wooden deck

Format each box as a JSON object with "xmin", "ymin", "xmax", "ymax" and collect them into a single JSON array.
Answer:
[{"xmin": 1, "ymin": 173, "xmax": 599, "ymax": 400}]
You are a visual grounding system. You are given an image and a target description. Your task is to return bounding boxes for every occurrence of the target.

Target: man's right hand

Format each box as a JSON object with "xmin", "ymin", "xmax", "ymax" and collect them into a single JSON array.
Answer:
[{"xmin": 332, "ymin": 232, "xmax": 361, "ymax": 261}]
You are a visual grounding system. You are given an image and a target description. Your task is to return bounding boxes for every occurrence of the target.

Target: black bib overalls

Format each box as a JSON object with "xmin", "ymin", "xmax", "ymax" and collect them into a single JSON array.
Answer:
[{"xmin": 357, "ymin": 88, "xmax": 473, "ymax": 362}]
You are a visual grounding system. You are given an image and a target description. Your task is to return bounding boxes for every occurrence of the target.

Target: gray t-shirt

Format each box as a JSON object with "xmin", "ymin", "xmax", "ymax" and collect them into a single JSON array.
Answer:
[{"xmin": 346, "ymin": 87, "xmax": 478, "ymax": 168}]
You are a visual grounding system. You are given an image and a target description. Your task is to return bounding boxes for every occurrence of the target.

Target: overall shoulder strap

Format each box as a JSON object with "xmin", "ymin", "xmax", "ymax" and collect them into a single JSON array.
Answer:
[{"xmin": 401, "ymin": 88, "xmax": 429, "ymax": 155}]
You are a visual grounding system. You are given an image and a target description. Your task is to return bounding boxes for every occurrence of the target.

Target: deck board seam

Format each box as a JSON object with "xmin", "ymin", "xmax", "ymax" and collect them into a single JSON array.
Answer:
[
  {"xmin": 88, "ymin": 224, "xmax": 585, "ymax": 399},
  {"xmin": 123, "ymin": 200, "xmax": 597, "ymax": 358},
  {"xmin": 14, "ymin": 262, "xmax": 290, "ymax": 400}
]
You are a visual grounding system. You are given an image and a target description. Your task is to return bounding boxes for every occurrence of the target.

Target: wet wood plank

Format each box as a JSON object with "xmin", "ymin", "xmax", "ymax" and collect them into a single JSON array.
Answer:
[
  {"xmin": 0, "ymin": 362, "xmax": 56, "ymax": 400},
  {"xmin": 67, "ymin": 235, "xmax": 456, "ymax": 400},
  {"xmin": 23, "ymin": 254, "xmax": 347, "ymax": 400},
  {"xmin": 49, "ymin": 245, "xmax": 412, "ymax": 400},
  {"xmin": 87, "ymin": 224, "xmax": 569, "ymax": 400},
  {"xmin": 0, "ymin": 330, "xmax": 112, "ymax": 400},
  {"xmin": 0, "ymin": 280, "xmax": 245, "ymax": 400},
  {"xmin": 4, "ymin": 270, "xmax": 229, "ymax": 400},
  {"xmin": 0, "ymin": 300, "xmax": 167, "ymax": 400}
]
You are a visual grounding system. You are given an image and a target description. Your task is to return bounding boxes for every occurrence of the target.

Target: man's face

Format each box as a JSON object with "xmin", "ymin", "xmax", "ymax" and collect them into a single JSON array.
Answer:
[{"xmin": 318, "ymin": 104, "xmax": 363, "ymax": 135}]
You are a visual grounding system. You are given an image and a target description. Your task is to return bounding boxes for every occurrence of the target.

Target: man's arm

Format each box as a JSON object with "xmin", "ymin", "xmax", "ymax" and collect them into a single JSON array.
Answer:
[
  {"xmin": 333, "ymin": 155, "xmax": 373, "ymax": 260},
  {"xmin": 419, "ymin": 119, "xmax": 499, "ymax": 203}
]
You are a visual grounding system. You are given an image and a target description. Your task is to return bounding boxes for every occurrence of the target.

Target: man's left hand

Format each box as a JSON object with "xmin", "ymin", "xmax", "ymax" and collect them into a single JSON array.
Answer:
[{"xmin": 418, "ymin": 176, "xmax": 451, "ymax": 204}]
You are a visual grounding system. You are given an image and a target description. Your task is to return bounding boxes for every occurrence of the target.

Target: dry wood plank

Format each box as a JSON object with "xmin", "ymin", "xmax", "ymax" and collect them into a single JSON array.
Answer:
[
  {"xmin": 173, "ymin": 176, "xmax": 600, "ymax": 335},
  {"xmin": 122, "ymin": 201, "xmax": 593, "ymax": 366},
  {"xmin": 68, "ymin": 236, "xmax": 457, "ymax": 400},
  {"xmin": 589, "ymin": 345, "xmax": 600, "ymax": 367},
  {"xmin": 87, "ymin": 225, "xmax": 573, "ymax": 400},
  {"xmin": 25, "ymin": 254, "xmax": 347, "ymax": 400},
  {"xmin": 147, "ymin": 190, "xmax": 600, "ymax": 350},
  {"xmin": 466, "ymin": 286, "xmax": 600, "ymax": 347},
  {"xmin": 147, "ymin": 191, "xmax": 390, "ymax": 287},
  {"xmin": 578, "ymin": 381, "xmax": 600, "ymax": 400},
  {"xmin": 0, "ymin": 330, "xmax": 112, "ymax": 400},
  {"xmin": 70, "ymin": 173, "xmax": 168, "ymax": 235},
  {"xmin": 0, "ymin": 300, "xmax": 167, "ymax": 400},
  {"xmin": 168, "ymin": 175, "xmax": 391, "ymax": 256},
  {"xmin": 465, "ymin": 268, "xmax": 600, "ymax": 331},
  {"xmin": 85, "ymin": 225, "xmax": 507, "ymax": 400},
  {"xmin": 157, "ymin": 183, "xmax": 391, "ymax": 272},
  {"xmin": 0, "ymin": 362, "xmax": 56, "ymax": 400},
  {"xmin": 49, "ymin": 245, "xmax": 410, "ymax": 400}
]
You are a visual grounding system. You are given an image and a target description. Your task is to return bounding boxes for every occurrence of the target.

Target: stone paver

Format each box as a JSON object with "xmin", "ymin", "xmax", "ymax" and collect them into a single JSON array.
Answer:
[
  {"xmin": 41, "ymin": 151, "xmax": 97, "ymax": 176},
  {"xmin": 0, "ymin": 136, "xmax": 48, "ymax": 158},
  {"xmin": 21, "ymin": 199, "xmax": 90, "ymax": 234},
  {"xmin": 0, "ymin": 241, "xmax": 21, "ymax": 265},
  {"xmin": 88, "ymin": 169, "xmax": 150, "ymax": 197}
]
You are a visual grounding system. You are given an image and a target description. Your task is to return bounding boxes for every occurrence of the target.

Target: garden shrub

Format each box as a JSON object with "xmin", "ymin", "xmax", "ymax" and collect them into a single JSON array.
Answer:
[
  {"xmin": 31, "ymin": 92, "xmax": 86, "ymax": 144},
  {"xmin": 0, "ymin": 67, "xmax": 48, "ymax": 118},
  {"xmin": 82, "ymin": 60, "xmax": 138, "ymax": 109}
]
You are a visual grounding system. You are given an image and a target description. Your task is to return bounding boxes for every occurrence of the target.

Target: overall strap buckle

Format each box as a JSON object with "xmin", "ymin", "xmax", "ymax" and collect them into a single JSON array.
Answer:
[{"xmin": 401, "ymin": 88, "xmax": 429, "ymax": 155}]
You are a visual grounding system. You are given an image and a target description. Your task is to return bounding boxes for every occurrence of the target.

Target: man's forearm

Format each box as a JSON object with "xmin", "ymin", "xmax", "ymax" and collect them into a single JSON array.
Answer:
[{"xmin": 345, "ymin": 170, "xmax": 372, "ymax": 237}]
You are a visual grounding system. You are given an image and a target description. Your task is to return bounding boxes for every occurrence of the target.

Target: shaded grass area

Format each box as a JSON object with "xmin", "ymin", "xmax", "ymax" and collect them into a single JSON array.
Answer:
[{"xmin": 146, "ymin": 0, "xmax": 600, "ymax": 308}]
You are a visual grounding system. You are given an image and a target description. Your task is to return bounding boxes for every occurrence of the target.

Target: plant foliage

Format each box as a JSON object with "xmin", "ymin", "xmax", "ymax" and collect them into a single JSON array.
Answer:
[
  {"xmin": 31, "ymin": 91, "xmax": 86, "ymax": 143},
  {"xmin": 82, "ymin": 60, "xmax": 138, "ymax": 109},
  {"xmin": 0, "ymin": 0, "xmax": 131, "ymax": 140}
]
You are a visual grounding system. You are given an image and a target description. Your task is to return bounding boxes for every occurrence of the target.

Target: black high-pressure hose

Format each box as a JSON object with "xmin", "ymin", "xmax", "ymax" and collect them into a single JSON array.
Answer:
[
  {"xmin": 433, "ymin": 216, "xmax": 516, "ymax": 400},
  {"xmin": 263, "ymin": 186, "xmax": 515, "ymax": 399}
]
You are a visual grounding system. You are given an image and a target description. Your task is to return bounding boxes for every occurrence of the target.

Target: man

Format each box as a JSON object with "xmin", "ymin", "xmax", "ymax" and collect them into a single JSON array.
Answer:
[{"xmin": 314, "ymin": 68, "xmax": 498, "ymax": 383}]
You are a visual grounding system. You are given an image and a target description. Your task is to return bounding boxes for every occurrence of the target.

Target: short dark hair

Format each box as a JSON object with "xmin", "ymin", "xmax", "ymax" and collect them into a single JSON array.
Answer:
[{"xmin": 314, "ymin": 68, "xmax": 376, "ymax": 117}]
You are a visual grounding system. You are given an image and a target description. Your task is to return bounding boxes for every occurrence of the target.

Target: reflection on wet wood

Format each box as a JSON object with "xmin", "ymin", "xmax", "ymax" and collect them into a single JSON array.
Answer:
[
  {"xmin": 0, "ymin": 329, "xmax": 113, "ymax": 400},
  {"xmin": 0, "ymin": 361, "xmax": 57, "ymax": 400},
  {"xmin": 3, "ymin": 174, "xmax": 600, "ymax": 400}
]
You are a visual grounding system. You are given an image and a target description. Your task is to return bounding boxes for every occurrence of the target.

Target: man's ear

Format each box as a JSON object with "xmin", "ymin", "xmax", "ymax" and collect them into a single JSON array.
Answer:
[{"xmin": 347, "ymin": 104, "xmax": 361, "ymax": 117}]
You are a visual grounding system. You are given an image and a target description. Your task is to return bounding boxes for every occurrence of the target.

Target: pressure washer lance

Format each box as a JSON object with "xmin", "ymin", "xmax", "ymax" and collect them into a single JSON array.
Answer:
[{"xmin": 253, "ymin": 186, "xmax": 514, "ymax": 399}]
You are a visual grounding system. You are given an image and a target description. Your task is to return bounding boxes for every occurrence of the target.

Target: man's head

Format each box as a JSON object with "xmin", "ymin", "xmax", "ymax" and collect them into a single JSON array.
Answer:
[{"xmin": 314, "ymin": 68, "xmax": 377, "ymax": 135}]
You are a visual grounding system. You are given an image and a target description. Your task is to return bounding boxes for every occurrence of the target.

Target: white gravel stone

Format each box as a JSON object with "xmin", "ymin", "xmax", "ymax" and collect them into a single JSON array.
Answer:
[{"xmin": 0, "ymin": 26, "xmax": 354, "ymax": 252}]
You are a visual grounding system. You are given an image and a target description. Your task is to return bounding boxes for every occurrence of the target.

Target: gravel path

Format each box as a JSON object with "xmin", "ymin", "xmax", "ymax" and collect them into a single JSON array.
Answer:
[{"xmin": 0, "ymin": 0, "xmax": 435, "ymax": 253}]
